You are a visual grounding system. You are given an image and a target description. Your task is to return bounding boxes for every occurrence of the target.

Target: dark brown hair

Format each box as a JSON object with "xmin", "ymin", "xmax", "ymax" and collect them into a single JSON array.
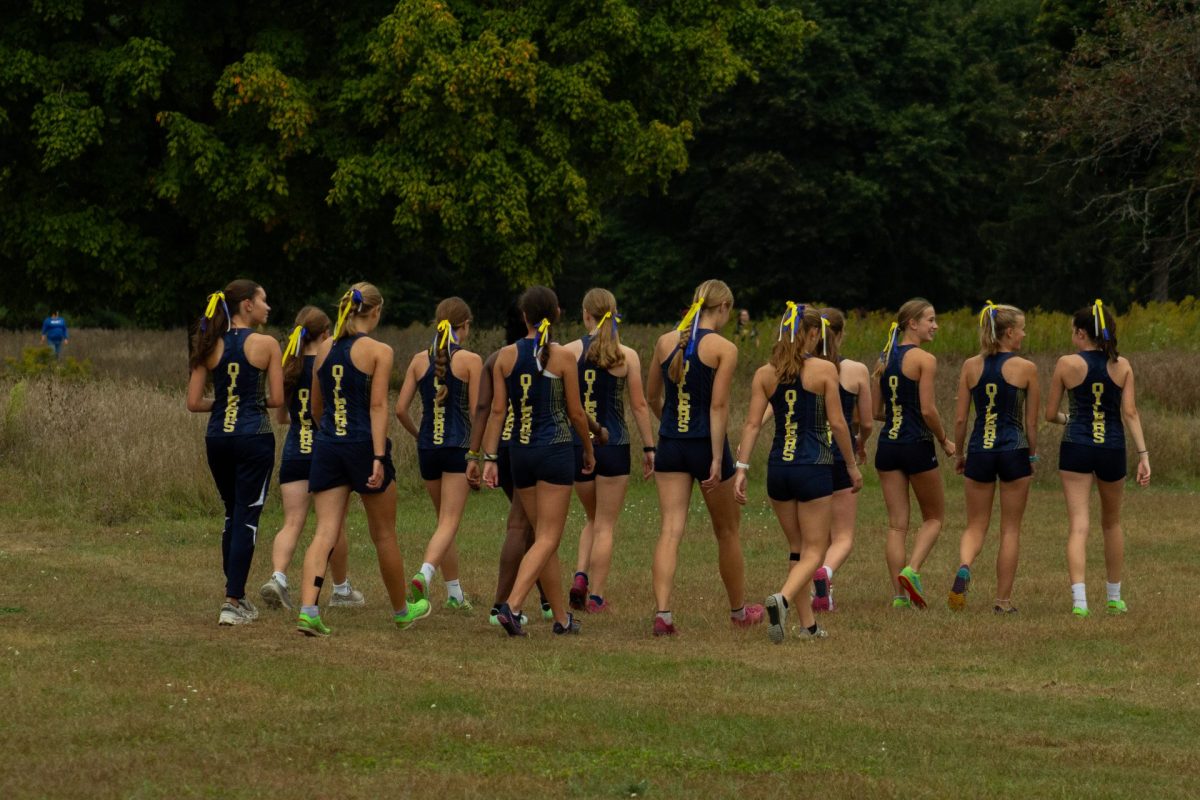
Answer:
[
  {"xmin": 432, "ymin": 296, "xmax": 471, "ymax": 405},
  {"xmin": 519, "ymin": 286, "xmax": 560, "ymax": 372},
  {"xmin": 282, "ymin": 306, "xmax": 332, "ymax": 402},
  {"xmin": 189, "ymin": 279, "xmax": 261, "ymax": 371},
  {"xmin": 1073, "ymin": 301, "xmax": 1119, "ymax": 362}
]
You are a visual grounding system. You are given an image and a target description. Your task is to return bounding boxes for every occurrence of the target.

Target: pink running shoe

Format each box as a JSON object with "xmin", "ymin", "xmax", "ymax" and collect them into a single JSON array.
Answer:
[
  {"xmin": 586, "ymin": 596, "xmax": 609, "ymax": 613},
  {"xmin": 732, "ymin": 603, "xmax": 765, "ymax": 628},
  {"xmin": 569, "ymin": 574, "xmax": 587, "ymax": 611},
  {"xmin": 811, "ymin": 567, "xmax": 834, "ymax": 612},
  {"xmin": 653, "ymin": 616, "xmax": 677, "ymax": 637}
]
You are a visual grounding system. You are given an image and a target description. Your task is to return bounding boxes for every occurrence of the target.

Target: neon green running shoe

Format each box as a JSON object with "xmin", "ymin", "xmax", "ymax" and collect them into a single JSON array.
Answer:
[
  {"xmin": 296, "ymin": 612, "xmax": 332, "ymax": 637},
  {"xmin": 1106, "ymin": 599, "xmax": 1128, "ymax": 615},
  {"xmin": 892, "ymin": 596, "xmax": 912, "ymax": 609},
  {"xmin": 541, "ymin": 601, "xmax": 553, "ymax": 621},
  {"xmin": 898, "ymin": 566, "xmax": 927, "ymax": 609},
  {"xmin": 394, "ymin": 598, "xmax": 432, "ymax": 630},
  {"xmin": 1072, "ymin": 606, "xmax": 1090, "ymax": 618},
  {"xmin": 445, "ymin": 596, "xmax": 474, "ymax": 613},
  {"xmin": 410, "ymin": 572, "xmax": 429, "ymax": 603}
]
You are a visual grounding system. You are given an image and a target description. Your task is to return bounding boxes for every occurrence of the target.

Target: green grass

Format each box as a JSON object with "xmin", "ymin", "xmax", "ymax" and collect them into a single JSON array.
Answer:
[{"xmin": 3, "ymin": 476, "xmax": 1199, "ymax": 799}]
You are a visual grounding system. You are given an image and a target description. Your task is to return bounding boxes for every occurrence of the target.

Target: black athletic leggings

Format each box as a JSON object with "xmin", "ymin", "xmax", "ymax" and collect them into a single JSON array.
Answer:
[{"xmin": 205, "ymin": 433, "xmax": 275, "ymax": 600}]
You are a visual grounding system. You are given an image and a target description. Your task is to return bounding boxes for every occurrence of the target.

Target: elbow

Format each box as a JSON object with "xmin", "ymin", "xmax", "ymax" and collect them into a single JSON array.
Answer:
[
  {"xmin": 921, "ymin": 410, "xmax": 939, "ymax": 427},
  {"xmin": 266, "ymin": 398, "xmax": 284, "ymax": 409},
  {"xmin": 185, "ymin": 400, "xmax": 203, "ymax": 413}
]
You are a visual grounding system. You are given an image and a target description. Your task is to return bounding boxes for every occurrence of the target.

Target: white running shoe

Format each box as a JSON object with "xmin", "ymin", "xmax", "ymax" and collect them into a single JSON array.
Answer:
[
  {"xmin": 260, "ymin": 577, "xmax": 292, "ymax": 610},
  {"xmin": 329, "ymin": 582, "xmax": 366, "ymax": 608},
  {"xmin": 218, "ymin": 602, "xmax": 252, "ymax": 626},
  {"xmin": 765, "ymin": 593, "xmax": 788, "ymax": 644},
  {"xmin": 793, "ymin": 624, "xmax": 829, "ymax": 641}
]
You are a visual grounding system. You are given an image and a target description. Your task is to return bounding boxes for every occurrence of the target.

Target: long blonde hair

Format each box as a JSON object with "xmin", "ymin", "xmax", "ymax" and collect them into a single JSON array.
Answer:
[
  {"xmin": 583, "ymin": 288, "xmax": 624, "ymax": 369},
  {"xmin": 977, "ymin": 301, "xmax": 1023, "ymax": 356},
  {"xmin": 333, "ymin": 282, "xmax": 383, "ymax": 340},
  {"xmin": 872, "ymin": 297, "xmax": 932, "ymax": 380},
  {"xmin": 669, "ymin": 279, "xmax": 734, "ymax": 384},
  {"xmin": 770, "ymin": 303, "xmax": 821, "ymax": 383}
]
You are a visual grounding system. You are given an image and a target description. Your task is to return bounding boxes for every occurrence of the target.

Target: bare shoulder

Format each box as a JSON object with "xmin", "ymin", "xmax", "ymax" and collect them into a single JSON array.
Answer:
[
  {"xmin": 621, "ymin": 343, "xmax": 642, "ymax": 367},
  {"xmin": 459, "ymin": 349, "xmax": 483, "ymax": 367},
  {"xmin": 563, "ymin": 338, "xmax": 585, "ymax": 357}
]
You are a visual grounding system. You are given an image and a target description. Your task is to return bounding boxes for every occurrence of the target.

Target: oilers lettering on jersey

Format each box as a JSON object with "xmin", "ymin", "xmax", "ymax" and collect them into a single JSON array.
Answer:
[
  {"xmin": 676, "ymin": 361, "xmax": 692, "ymax": 433},
  {"xmin": 518, "ymin": 372, "xmax": 533, "ymax": 445},
  {"xmin": 432, "ymin": 375, "xmax": 446, "ymax": 445},
  {"xmin": 298, "ymin": 388, "xmax": 313, "ymax": 454},
  {"xmin": 1091, "ymin": 382, "xmax": 1106, "ymax": 444},
  {"xmin": 223, "ymin": 362, "xmax": 241, "ymax": 433},
  {"xmin": 982, "ymin": 382, "xmax": 999, "ymax": 449},
  {"xmin": 583, "ymin": 368, "xmax": 598, "ymax": 435},
  {"xmin": 887, "ymin": 375, "xmax": 902, "ymax": 440},
  {"xmin": 782, "ymin": 389, "xmax": 799, "ymax": 462},
  {"xmin": 332, "ymin": 364, "xmax": 348, "ymax": 437}
]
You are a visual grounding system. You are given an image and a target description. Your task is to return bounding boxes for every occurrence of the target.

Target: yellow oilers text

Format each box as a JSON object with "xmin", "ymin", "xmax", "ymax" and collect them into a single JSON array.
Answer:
[
  {"xmin": 331, "ymin": 364, "xmax": 348, "ymax": 437},
  {"xmin": 583, "ymin": 368, "xmax": 598, "ymax": 439},
  {"xmin": 297, "ymin": 388, "xmax": 313, "ymax": 454},
  {"xmin": 501, "ymin": 406, "xmax": 514, "ymax": 442},
  {"xmin": 432, "ymin": 376, "xmax": 446, "ymax": 445},
  {"xmin": 782, "ymin": 389, "xmax": 799, "ymax": 462},
  {"xmin": 982, "ymin": 382, "xmax": 999, "ymax": 449},
  {"xmin": 1091, "ymin": 382, "xmax": 1106, "ymax": 444},
  {"xmin": 222, "ymin": 362, "xmax": 241, "ymax": 433},
  {"xmin": 887, "ymin": 375, "xmax": 902, "ymax": 440},
  {"xmin": 676, "ymin": 361, "xmax": 692, "ymax": 433},
  {"xmin": 518, "ymin": 373, "xmax": 533, "ymax": 445}
]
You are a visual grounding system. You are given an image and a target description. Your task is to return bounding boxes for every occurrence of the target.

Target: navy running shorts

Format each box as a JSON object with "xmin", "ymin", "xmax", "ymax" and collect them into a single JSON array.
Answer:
[
  {"xmin": 767, "ymin": 463, "xmax": 834, "ymax": 503},
  {"xmin": 1059, "ymin": 441, "xmax": 1127, "ymax": 482},
  {"xmin": 308, "ymin": 439, "xmax": 395, "ymax": 494},
  {"xmin": 964, "ymin": 448, "xmax": 1032, "ymax": 483},
  {"xmin": 417, "ymin": 447, "xmax": 468, "ymax": 481},
  {"xmin": 655, "ymin": 436, "xmax": 735, "ymax": 483},
  {"xmin": 831, "ymin": 459, "xmax": 854, "ymax": 492},
  {"xmin": 574, "ymin": 444, "xmax": 632, "ymax": 482},
  {"xmin": 509, "ymin": 444, "xmax": 574, "ymax": 489},
  {"xmin": 874, "ymin": 439, "xmax": 938, "ymax": 476},
  {"xmin": 496, "ymin": 447, "xmax": 514, "ymax": 498},
  {"xmin": 278, "ymin": 458, "xmax": 312, "ymax": 485}
]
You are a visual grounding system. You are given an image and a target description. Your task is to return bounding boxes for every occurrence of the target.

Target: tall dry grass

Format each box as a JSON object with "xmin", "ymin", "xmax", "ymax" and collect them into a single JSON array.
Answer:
[{"xmin": 1, "ymin": 303, "xmax": 1197, "ymax": 524}]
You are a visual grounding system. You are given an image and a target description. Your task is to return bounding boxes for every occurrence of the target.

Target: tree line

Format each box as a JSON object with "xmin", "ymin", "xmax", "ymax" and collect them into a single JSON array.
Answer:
[{"xmin": 1, "ymin": 0, "xmax": 1196, "ymax": 328}]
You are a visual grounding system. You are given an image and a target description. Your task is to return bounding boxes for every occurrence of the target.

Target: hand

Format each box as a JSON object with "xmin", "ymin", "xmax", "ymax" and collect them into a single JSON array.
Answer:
[
  {"xmin": 848, "ymin": 466, "xmax": 864, "ymax": 493},
  {"xmin": 466, "ymin": 459, "xmax": 481, "ymax": 489},
  {"xmin": 700, "ymin": 458, "xmax": 722, "ymax": 492},
  {"xmin": 366, "ymin": 460, "xmax": 384, "ymax": 490},
  {"xmin": 955, "ymin": 455, "xmax": 965, "ymax": 475},
  {"xmin": 595, "ymin": 426, "xmax": 610, "ymax": 446},
  {"xmin": 941, "ymin": 439, "xmax": 957, "ymax": 457},
  {"xmin": 855, "ymin": 446, "xmax": 867, "ymax": 466},
  {"xmin": 733, "ymin": 469, "xmax": 748, "ymax": 504},
  {"xmin": 483, "ymin": 460, "xmax": 499, "ymax": 489},
  {"xmin": 642, "ymin": 450, "xmax": 655, "ymax": 480},
  {"xmin": 1136, "ymin": 455, "xmax": 1151, "ymax": 487},
  {"xmin": 581, "ymin": 447, "xmax": 596, "ymax": 476}
]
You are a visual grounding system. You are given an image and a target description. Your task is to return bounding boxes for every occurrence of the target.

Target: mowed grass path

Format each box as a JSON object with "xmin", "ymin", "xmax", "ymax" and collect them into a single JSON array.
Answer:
[{"xmin": 3, "ymin": 478, "xmax": 1199, "ymax": 799}]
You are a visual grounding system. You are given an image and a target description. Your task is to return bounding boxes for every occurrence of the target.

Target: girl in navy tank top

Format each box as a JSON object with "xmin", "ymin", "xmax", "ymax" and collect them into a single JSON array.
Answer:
[
  {"xmin": 645, "ymin": 279, "xmax": 763, "ymax": 637},
  {"xmin": 187, "ymin": 280, "xmax": 283, "ymax": 627},
  {"xmin": 870, "ymin": 298, "xmax": 956, "ymax": 610},
  {"xmin": 482, "ymin": 286, "xmax": 594, "ymax": 637},
  {"xmin": 810, "ymin": 307, "xmax": 873, "ymax": 613},
  {"xmin": 1046, "ymin": 301, "xmax": 1150, "ymax": 618},
  {"xmin": 734, "ymin": 303, "xmax": 862, "ymax": 644},
  {"xmin": 948, "ymin": 303, "xmax": 1040, "ymax": 614},
  {"xmin": 565, "ymin": 288, "xmax": 657, "ymax": 615},
  {"xmin": 396, "ymin": 297, "xmax": 484, "ymax": 616},
  {"xmin": 260, "ymin": 307, "xmax": 364, "ymax": 614},
  {"xmin": 295, "ymin": 283, "xmax": 430, "ymax": 638}
]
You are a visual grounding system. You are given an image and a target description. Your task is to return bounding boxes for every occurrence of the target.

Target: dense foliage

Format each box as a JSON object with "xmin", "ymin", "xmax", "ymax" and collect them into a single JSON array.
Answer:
[{"xmin": 1, "ymin": 0, "xmax": 1196, "ymax": 327}]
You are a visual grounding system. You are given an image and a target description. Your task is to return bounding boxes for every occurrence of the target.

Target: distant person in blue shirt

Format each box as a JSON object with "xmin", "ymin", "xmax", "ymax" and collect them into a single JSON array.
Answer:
[{"xmin": 41, "ymin": 311, "xmax": 69, "ymax": 358}]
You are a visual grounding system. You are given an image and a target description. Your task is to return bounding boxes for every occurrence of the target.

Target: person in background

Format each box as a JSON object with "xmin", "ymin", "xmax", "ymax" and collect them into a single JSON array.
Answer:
[
  {"xmin": 735, "ymin": 309, "xmax": 758, "ymax": 344},
  {"xmin": 41, "ymin": 311, "xmax": 69, "ymax": 358}
]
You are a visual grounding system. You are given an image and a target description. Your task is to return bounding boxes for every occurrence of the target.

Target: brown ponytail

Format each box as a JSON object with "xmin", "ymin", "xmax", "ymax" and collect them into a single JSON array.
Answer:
[
  {"xmin": 816, "ymin": 307, "xmax": 845, "ymax": 365},
  {"xmin": 281, "ymin": 305, "xmax": 332, "ymax": 402},
  {"xmin": 431, "ymin": 296, "xmax": 471, "ymax": 405},
  {"xmin": 1073, "ymin": 301, "xmax": 1120, "ymax": 362},
  {"xmin": 189, "ymin": 279, "xmax": 261, "ymax": 371},
  {"xmin": 582, "ymin": 288, "xmax": 624, "ymax": 369},
  {"xmin": 518, "ymin": 286, "xmax": 560, "ymax": 373}
]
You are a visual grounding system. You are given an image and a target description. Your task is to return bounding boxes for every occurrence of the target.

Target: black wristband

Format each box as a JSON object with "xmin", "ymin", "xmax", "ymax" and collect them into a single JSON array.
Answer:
[
  {"xmin": 643, "ymin": 446, "xmax": 657, "ymax": 453},
  {"xmin": 373, "ymin": 454, "xmax": 387, "ymax": 462}
]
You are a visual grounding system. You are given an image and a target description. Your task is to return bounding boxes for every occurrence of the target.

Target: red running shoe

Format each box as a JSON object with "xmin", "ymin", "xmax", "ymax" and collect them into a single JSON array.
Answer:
[
  {"xmin": 586, "ymin": 596, "xmax": 609, "ymax": 613},
  {"xmin": 732, "ymin": 603, "xmax": 765, "ymax": 628},
  {"xmin": 569, "ymin": 574, "xmax": 587, "ymax": 611},
  {"xmin": 811, "ymin": 567, "xmax": 834, "ymax": 612},
  {"xmin": 653, "ymin": 616, "xmax": 677, "ymax": 636}
]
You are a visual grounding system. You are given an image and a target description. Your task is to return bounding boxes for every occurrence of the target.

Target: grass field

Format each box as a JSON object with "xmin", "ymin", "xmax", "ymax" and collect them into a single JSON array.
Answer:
[{"xmin": 3, "ymin": 475, "xmax": 1199, "ymax": 799}]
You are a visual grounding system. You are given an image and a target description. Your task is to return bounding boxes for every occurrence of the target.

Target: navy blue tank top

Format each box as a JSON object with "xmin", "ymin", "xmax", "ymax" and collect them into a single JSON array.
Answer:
[
  {"xmin": 1063, "ymin": 351, "xmax": 1125, "ymax": 450},
  {"xmin": 418, "ymin": 347, "xmax": 472, "ymax": 450},
  {"xmin": 574, "ymin": 334, "xmax": 629, "ymax": 447},
  {"xmin": 316, "ymin": 336, "xmax": 374, "ymax": 444},
  {"xmin": 769, "ymin": 373, "xmax": 832, "ymax": 467},
  {"xmin": 880, "ymin": 345, "xmax": 932, "ymax": 444},
  {"xmin": 659, "ymin": 329, "xmax": 717, "ymax": 440},
  {"xmin": 282, "ymin": 355, "xmax": 316, "ymax": 461},
  {"xmin": 505, "ymin": 338, "xmax": 571, "ymax": 448},
  {"xmin": 826, "ymin": 361, "xmax": 859, "ymax": 463},
  {"xmin": 968, "ymin": 353, "xmax": 1029, "ymax": 453},
  {"xmin": 207, "ymin": 329, "xmax": 271, "ymax": 437}
]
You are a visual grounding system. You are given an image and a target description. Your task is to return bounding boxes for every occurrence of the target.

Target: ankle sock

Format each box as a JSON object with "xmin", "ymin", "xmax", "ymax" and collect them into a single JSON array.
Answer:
[
  {"xmin": 1106, "ymin": 581, "xmax": 1121, "ymax": 602},
  {"xmin": 445, "ymin": 579, "xmax": 464, "ymax": 603},
  {"xmin": 420, "ymin": 562, "xmax": 435, "ymax": 584},
  {"xmin": 575, "ymin": 571, "xmax": 588, "ymax": 583},
  {"xmin": 273, "ymin": 571, "xmax": 288, "ymax": 588},
  {"xmin": 730, "ymin": 606, "xmax": 746, "ymax": 621},
  {"xmin": 1071, "ymin": 582, "xmax": 1087, "ymax": 609},
  {"xmin": 300, "ymin": 605, "xmax": 319, "ymax": 617},
  {"xmin": 656, "ymin": 610, "xmax": 673, "ymax": 626},
  {"xmin": 333, "ymin": 580, "xmax": 350, "ymax": 596}
]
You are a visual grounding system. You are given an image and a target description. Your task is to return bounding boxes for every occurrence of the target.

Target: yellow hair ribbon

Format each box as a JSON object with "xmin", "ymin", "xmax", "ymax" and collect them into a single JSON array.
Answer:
[
  {"xmin": 978, "ymin": 299, "xmax": 998, "ymax": 339},
  {"xmin": 435, "ymin": 319, "xmax": 455, "ymax": 351},
  {"xmin": 777, "ymin": 301, "xmax": 799, "ymax": 342},
  {"xmin": 881, "ymin": 321, "xmax": 899, "ymax": 365},
  {"xmin": 333, "ymin": 290, "xmax": 355, "ymax": 339},
  {"xmin": 594, "ymin": 311, "xmax": 612, "ymax": 334},
  {"xmin": 677, "ymin": 296, "xmax": 706, "ymax": 333},
  {"xmin": 1093, "ymin": 298, "xmax": 1109, "ymax": 340},
  {"xmin": 204, "ymin": 292, "xmax": 226, "ymax": 319},
  {"xmin": 282, "ymin": 325, "xmax": 305, "ymax": 365},
  {"xmin": 820, "ymin": 315, "xmax": 831, "ymax": 356},
  {"xmin": 537, "ymin": 318, "xmax": 551, "ymax": 347}
]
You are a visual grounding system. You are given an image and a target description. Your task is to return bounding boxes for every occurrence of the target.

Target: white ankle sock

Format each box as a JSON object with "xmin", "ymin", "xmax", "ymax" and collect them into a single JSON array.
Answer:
[
  {"xmin": 420, "ymin": 562, "xmax": 435, "ymax": 583},
  {"xmin": 1106, "ymin": 581, "xmax": 1121, "ymax": 602},
  {"xmin": 273, "ymin": 571, "xmax": 288, "ymax": 588},
  {"xmin": 656, "ymin": 610, "xmax": 673, "ymax": 625},
  {"xmin": 445, "ymin": 579, "xmax": 464, "ymax": 602},
  {"xmin": 333, "ymin": 580, "xmax": 350, "ymax": 596},
  {"xmin": 1071, "ymin": 582, "xmax": 1087, "ymax": 609}
]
